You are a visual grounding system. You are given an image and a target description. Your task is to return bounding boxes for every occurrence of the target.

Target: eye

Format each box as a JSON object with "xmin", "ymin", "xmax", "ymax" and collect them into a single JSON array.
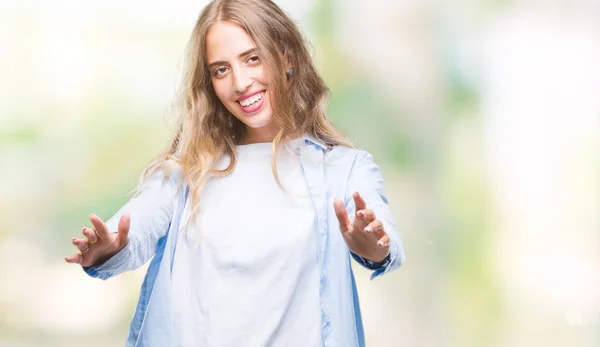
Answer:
[
  {"xmin": 246, "ymin": 54, "xmax": 260, "ymax": 64},
  {"xmin": 213, "ymin": 66, "xmax": 228, "ymax": 77}
]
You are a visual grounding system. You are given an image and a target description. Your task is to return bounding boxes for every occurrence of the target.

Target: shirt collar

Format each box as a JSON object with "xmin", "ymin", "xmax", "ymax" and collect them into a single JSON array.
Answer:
[{"xmin": 302, "ymin": 135, "xmax": 328, "ymax": 150}]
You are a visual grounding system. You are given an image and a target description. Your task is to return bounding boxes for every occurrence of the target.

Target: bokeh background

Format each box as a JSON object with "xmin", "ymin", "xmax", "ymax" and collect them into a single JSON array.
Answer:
[{"xmin": 1, "ymin": 0, "xmax": 598, "ymax": 346}]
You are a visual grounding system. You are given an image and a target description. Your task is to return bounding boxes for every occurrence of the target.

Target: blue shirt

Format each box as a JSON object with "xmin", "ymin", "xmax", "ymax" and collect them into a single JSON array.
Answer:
[{"xmin": 83, "ymin": 136, "xmax": 406, "ymax": 347}]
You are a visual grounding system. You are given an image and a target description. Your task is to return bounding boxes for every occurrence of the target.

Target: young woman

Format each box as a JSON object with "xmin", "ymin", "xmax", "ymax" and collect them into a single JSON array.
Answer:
[{"xmin": 65, "ymin": 0, "xmax": 405, "ymax": 346}]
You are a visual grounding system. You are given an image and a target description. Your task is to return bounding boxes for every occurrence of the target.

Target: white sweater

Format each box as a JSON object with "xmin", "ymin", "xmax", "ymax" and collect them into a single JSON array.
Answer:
[{"xmin": 171, "ymin": 142, "xmax": 322, "ymax": 347}]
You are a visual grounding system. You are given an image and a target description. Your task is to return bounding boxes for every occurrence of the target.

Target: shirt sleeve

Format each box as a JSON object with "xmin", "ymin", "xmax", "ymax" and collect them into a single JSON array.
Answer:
[
  {"xmin": 82, "ymin": 170, "xmax": 180, "ymax": 280},
  {"xmin": 345, "ymin": 150, "xmax": 406, "ymax": 280}
]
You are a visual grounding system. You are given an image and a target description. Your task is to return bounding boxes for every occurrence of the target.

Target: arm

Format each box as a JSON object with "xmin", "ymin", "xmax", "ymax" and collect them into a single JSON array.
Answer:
[
  {"xmin": 344, "ymin": 150, "xmax": 406, "ymax": 279},
  {"xmin": 81, "ymin": 170, "xmax": 180, "ymax": 280}
]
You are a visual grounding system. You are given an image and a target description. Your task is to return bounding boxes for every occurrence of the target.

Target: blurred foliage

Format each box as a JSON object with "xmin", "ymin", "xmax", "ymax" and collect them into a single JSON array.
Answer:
[{"xmin": 1, "ymin": 1, "xmax": 597, "ymax": 347}]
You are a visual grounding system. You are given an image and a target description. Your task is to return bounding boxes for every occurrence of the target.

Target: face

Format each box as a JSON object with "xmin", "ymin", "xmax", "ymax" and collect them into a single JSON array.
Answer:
[{"xmin": 206, "ymin": 21, "xmax": 278, "ymax": 144}]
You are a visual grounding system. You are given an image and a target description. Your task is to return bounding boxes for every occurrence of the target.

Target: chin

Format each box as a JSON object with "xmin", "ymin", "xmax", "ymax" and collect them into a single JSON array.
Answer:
[
  {"xmin": 243, "ymin": 114, "xmax": 273, "ymax": 129},
  {"xmin": 229, "ymin": 101, "xmax": 273, "ymax": 129}
]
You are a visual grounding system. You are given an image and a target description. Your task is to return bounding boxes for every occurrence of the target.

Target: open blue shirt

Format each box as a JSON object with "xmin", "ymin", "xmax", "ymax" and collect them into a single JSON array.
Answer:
[{"xmin": 83, "ymin": 136, "xmax": 406, "ymax": 347}]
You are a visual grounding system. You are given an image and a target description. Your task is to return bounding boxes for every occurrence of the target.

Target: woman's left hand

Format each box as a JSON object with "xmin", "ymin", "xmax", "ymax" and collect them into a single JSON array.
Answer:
[{"xmin": 333, "ymin": 192, "xmax": 390, "ymax": 263}]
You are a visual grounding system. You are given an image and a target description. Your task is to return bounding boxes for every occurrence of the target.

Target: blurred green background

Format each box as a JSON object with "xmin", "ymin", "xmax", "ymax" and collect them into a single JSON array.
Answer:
[{"xmin": 1, "ymin": 1, "xmax": 598, "ymax": 346}]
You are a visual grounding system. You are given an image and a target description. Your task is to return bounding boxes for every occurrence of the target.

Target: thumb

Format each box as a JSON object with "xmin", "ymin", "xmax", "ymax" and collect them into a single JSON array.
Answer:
[
  {"xmin": 333, "ymin": 198, "xmax": 350, "ymax": 233},
  {"xmin": 117, "ymin": 213, "xmax": 131, "ymax": 245}
]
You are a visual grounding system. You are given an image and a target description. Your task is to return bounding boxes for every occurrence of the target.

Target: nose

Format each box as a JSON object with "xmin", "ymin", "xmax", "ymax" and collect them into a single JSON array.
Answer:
[{"xmin": 232, "ymin": 66, "xmax": 252, "ymax": 94}]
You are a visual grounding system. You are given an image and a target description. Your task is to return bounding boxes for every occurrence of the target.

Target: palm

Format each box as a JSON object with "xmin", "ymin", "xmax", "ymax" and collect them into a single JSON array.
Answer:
[
  {"xmin": 333, "ymin": 192, "xmax": 390, "ymax": 263},
  {"xmin": 64, "ymin": 213, "xmax": 130, "ymax": 267}
]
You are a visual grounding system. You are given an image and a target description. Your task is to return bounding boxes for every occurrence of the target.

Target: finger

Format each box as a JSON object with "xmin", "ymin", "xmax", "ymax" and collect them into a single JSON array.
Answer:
[
  {"xmin": 64, "ymin": 252, "xmax": 83, "ymax": 264},
  {"xmin": 376, "ymin": 233, "xmax": 390, "ymax": 248},
  {"xmin": 90, "ymin": 213, "xmax": 112, "ymax": 238},
  {"xmin": 117, "ymin": 213, "xmax": 131, "ymax": 244},
  {"xmin": 353, "ymin": 192, "xmax": 367, "ymax": 213},
  {"xmin": 363, "ymin": 219, "xmax": 383, "ymax": 235},
  {"xmin": 333, "ymin": 198, "xmax": 351, "ymax": 233},
  {"xmin": 82, "ymin": 227, "xmax": 98, "ymax": 244},
  {"xmin": 371, "ymin": 221, "xmax": 388, "ymax": 241},
  {"xmin": 356, "ymin": 209, "xmax": 376, "ymax": 223},
  {"xmin": 72, "ymin": 237, "xmax": 90, "ymax": 252}
]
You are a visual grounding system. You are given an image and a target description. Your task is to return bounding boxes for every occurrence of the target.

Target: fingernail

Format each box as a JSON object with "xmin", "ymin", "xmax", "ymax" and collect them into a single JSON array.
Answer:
[
  {"xmin": 365, "ymin": 226, "xmax": 372, "ymax": 233},
  {"xmin": 378, "ymin": 241, "xmax": 389, "ymax": 247},
  {"xmin": 357, "ymin": 211, "xmax": 364, "ymax": 218}
]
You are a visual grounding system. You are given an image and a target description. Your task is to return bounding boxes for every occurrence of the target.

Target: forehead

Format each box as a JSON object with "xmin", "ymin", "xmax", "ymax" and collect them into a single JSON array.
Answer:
[{"xmin": 206, "ymin": 21, "xmax": 256, "ymax": 63}]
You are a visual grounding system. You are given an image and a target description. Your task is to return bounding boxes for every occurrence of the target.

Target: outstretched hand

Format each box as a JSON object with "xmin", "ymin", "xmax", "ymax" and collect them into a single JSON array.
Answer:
[
  {"xmin": 64, "ymin": 213, "xmax": 131, "ymax": 268},
  {"xmin": 333, "ymin": 192, "xmax": 390, "ymax": 263}
]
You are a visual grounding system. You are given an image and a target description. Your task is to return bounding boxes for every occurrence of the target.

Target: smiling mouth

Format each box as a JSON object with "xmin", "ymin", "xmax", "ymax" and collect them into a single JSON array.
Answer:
[{"xmin": 238, "ymin": 91, "xmax": 265, "ymax": 107}]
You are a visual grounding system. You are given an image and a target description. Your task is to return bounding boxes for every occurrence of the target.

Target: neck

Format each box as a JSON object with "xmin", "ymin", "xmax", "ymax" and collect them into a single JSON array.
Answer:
[{"xmin": 241, "ymin": 123, "xmax": 280, "ymax": 145}]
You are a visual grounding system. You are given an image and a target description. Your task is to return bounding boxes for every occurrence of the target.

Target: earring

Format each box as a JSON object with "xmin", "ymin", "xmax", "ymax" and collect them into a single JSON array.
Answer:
[{"xmin": 286, "ymin": 68, "xmax": 294, "ymax": 76}]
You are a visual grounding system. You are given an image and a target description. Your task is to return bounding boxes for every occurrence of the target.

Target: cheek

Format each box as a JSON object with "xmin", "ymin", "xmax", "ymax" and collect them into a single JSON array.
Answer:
[
  {"xmin": 211, "ymin": 80, "xmax": 231, "ymax": 104},
  {"xmin": 251, "ymin": 66, "xmax": 268, "ymax": 85}
]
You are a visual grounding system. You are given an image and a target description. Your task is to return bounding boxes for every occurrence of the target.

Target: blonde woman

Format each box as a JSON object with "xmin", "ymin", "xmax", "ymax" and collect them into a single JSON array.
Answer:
[{"xmin": 65, "ymin": 0, "xmax": 405, "ymax": 346}]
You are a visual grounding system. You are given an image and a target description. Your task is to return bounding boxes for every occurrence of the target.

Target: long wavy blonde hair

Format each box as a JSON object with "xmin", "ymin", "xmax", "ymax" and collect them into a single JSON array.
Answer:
[{"xmin": 136, "ymin": 0, "xmax": 352, "ymax": 231}]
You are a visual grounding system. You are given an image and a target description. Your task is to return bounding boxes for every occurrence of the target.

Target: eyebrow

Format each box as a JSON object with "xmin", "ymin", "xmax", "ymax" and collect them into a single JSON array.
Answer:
[{"xmin": 207, "ymin": 47, "xmax": 257, "ymax": 69}]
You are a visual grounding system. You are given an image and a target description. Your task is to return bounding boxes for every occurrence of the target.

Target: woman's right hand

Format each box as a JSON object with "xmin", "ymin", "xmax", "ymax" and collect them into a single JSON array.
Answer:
[{"xmin": 64, "ymin": 213, "xmax": 131, "ymax": 268}]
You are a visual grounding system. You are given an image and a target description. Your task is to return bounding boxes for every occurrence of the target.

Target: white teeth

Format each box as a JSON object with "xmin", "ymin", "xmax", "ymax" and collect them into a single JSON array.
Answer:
[{"xmin": 240, "ymin": 92, "xmax": 264, "ymax": 107}]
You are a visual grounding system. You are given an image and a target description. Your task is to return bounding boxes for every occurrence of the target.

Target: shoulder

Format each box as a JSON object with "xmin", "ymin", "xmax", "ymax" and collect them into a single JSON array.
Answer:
[
  {"xmin": 327, "ymin": 145, "xmax": 385, "ymax": 181},
  {"xmin": 322, "ymin": 146, "xmax": 379, "ymax": 182},
  {"xmin": 135, "ymin": 164, "xmax": 185, "ymax": 198},
  {"xmin": 326, "ymin": 146, "xmax": 373, "ymax": 167}
]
